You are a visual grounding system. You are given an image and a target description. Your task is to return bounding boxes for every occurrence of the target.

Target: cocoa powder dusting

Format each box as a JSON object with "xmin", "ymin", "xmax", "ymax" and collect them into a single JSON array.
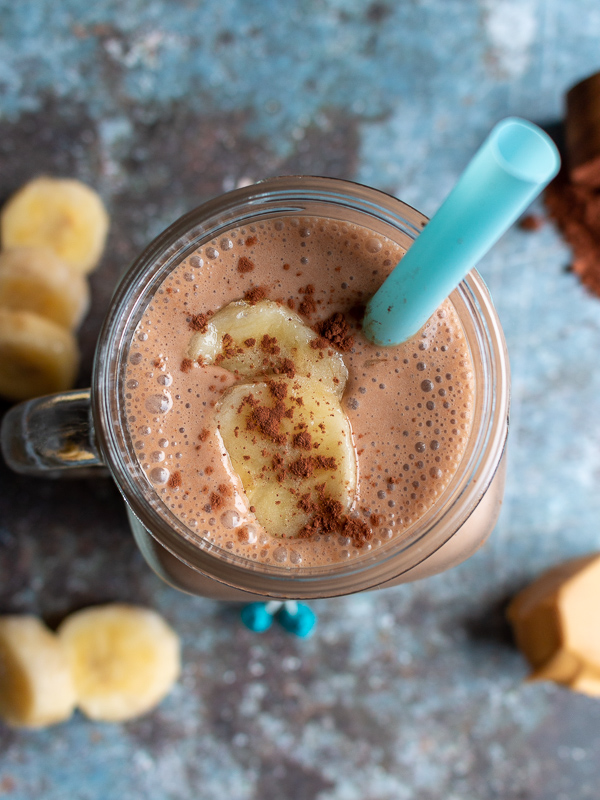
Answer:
[
  {"xmin": 292, "ymin": 430, "xmax": 312, "ymax": 450},
  {"xmin": 268, "ymin": 381, "xmax": 288, "ymax": 400},
  {"xmin": 245, "ymin": 236, "xmax": 258, "ymax": 247},
  {"xmin": 180, "ymin": 358, "xmax": 193, "ymax": 373},
  {"xmin": 277, "ymin": 358, "xmax": 296, "ymax": 378},
  {"xmin": 168, "ymin": 471, "xmax": 182, "ymax": 489},
  {"xmin": 244, "ymin": 286, "xmax": 268, "ymax": 304},
  {"xmin": 246, "ymin": 400, "xmax": 287, "ymax": 445},
  {"xmin": 221, "ymin": 333, "xmax": 239, "ymax": 359},
  {"xmin": 210, "ymin": 491, "xmax": 224, "ymax": 510},
  {"xmin": 188, "ymin": 311, "xmax": 213, "ymax": 332},
  {"xmin": 314, "ymin": 312, "xmax": 355, "ymax": 351},
  {"xmin": 289, "ymin": 457, "xmax": 314, "ymax": 479},
  {"xmin": 299, "ymin": 296, "xmax": 317, "ymax": 316},
  {"xmin": 260, "ymin": 334, "xmax": 281, "ymax": 355},
  {"xmin": 237, "ymin": 256, "xmax": 255, "ymax": 273}
]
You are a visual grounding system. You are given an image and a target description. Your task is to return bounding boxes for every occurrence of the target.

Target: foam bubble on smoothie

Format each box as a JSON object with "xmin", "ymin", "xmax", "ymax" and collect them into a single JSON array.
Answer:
[{"xmin": 124, "ymin": 216, "xmax": 475, "ymax": 568}]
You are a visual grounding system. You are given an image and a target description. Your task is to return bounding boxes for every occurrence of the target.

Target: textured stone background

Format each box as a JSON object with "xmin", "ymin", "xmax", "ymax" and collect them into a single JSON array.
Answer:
[{"xmin": 1, "ymin": 1, "xmax": 600, "ymax": 798}]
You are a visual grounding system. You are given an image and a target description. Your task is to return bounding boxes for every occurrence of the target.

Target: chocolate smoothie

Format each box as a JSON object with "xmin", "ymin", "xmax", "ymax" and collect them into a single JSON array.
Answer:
[{"xmin": 124, "ymin": 215, "xmax": 475, "ymax": 569}]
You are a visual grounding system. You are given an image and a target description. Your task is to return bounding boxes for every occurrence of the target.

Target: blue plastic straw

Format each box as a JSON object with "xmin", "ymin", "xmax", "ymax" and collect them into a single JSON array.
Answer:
[{"xmin": 363, "ymin": 117, "xmax": 561, "ymax": 345}]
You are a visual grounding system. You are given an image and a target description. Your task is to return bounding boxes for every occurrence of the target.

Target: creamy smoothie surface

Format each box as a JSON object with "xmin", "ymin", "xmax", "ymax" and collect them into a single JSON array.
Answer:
[{"xmin": 124, "ymin": 216, "xmax": 475, "ymax": 568}]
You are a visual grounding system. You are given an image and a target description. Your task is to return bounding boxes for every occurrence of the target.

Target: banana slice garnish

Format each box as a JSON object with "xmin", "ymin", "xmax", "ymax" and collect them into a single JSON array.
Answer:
[
  {"xmin": 216, "ymin": 376, "xmax": 357, "ymax": 538},
  {"xmin": 188, "ymin": 299, "xmax": 348, "ymax": 399}
]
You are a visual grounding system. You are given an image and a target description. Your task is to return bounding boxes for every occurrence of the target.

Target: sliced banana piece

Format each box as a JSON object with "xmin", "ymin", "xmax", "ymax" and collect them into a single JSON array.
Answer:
[
  {"xmin": 188, "ymin": 299, "xmax": 348, "ymax": 398},
  {"xmin": 58, "ymin": 604, "xmax": 180, "ymax": 722},
  {"xmin": 0, "ymin": 247, "xmax": 90, "ymax": 330},
  {"xmin": 1, "ymin": 177, "xmax": 109, "ymax": 275},
  {"xmin": 215, "ymin": 376, "xmax": 357, "ymax": 538},
  {"xmin": 0, "ymin": 616, "xmax": 76, "ymax": 728},
  {"xmin": 0, "ymin": 309, "xmax": 79, "ymax": 400}
]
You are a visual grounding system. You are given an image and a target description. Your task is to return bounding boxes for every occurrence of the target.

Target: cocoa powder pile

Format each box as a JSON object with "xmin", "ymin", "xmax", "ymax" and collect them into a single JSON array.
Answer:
[{"xmin": 544, "ymin": 71, "xmax": 600, "ymax": 297}]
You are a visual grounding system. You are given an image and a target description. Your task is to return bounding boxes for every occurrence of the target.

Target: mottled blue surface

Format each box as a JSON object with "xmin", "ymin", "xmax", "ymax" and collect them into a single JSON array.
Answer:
[{"xmin": 1, "ymin": 1, "xmax": 600, "ymax": 798}]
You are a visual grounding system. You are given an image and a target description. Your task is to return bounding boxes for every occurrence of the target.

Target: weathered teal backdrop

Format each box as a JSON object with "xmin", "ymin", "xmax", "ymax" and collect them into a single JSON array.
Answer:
[{"xmin": 1, "ymin": 1, "xmax": 600, "ymax": 798}]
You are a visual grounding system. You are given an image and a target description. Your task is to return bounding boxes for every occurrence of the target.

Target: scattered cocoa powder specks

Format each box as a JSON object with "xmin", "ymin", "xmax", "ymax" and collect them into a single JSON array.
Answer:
[
  {"xmin": 198, "ymin": 428, "xmax": 210, "ymax": 442},
  {"xmin": 237, "ymin": 393, "xmax": 259, "ymax": 413},
  {"xmin": 313, "ymin": 455, "xmax": 337, "ymax": 470},
  {"xmin": 283, "ymin": 263, "xmax": 290, "ymax": 271},
  {"xmin": 244, "ymin": 337, "xmax": 256, "ymax": 347},
  {"xmin": 245, "ymin": 236, "xmax": 258, "ymax": 247},
  {"xmin": 168, "ymin": 471, "xmax": 182, "ymax": 489},
  {"xmin": 217, "ymin": 483, "xmax": 231, "ymax": 497},
  {"xmin": 153, "ymin": 357, "xmax": 166, "ymax": 369},
  {"xmin": 268, "ymin": 381, "xmax": 288, "ymax": 400},
  {"xmin": 237, "ymin": 526, "xmax": 250, "ymax": 542},
  {"xmin": 341, "ymin": 516, "xmax": 373, "ymax": 547},
  {"xmin": 188, "ymin": 311, "xmax": 213, "ymax": 332},
  {"xmin": 292, "ymin": 431, "xmax": 312, "ymax": 450},
  {"xmin": 287, "ymin": 298, "xmax": 295, "ymax": 309},
  {"xmin": 260, "ymin": 334, "xmax": 281, "ymax": 355},
  {"xmin": 210, "ymin": 492, "xmax": 224, "ymax": 510},
  {"xmin": 221, "ymin": 333, "xmax": 238, "ymax": 359},
  {"xmin": 299, "ymin": 295, "xmax": 317, "ymax": 316},
  {"xmin": 244, "ymin": 286, "xmax": 268, "ymax": 304},
  {"xmin": 237, "ymin": 256, "xmax": 255, "ymax": 273},
  {"xmin": 289, "ymin": 456, "xmax": 314, "ymax": 479},
  {"xmin": 180, "ymin": 358, "xmax": 193, "ymax": 373},
  {"xmin": 314, "ymin": 312, "xmax": 355, "ymax": 351},
  {"xmin": 278, "ymin": 358, "xmax": 296, "ymax": 378},
  {"xmin": 246, "ymin": 400, "xmax": 288, "ymax": 445},
  {"xmin": 205, "ymin": 466, "xmax": 214, "ymax": 475}
]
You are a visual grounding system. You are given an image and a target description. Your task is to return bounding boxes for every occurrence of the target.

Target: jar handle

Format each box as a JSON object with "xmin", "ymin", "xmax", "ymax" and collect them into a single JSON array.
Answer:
[{"xmin": 1, "ymin": 389, "xmax": 106, "ymax": 477}]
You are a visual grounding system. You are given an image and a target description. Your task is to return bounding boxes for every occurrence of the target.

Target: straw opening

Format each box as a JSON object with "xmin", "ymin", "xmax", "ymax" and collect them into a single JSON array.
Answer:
[{"xmin": 490, "ymin": 117, "xmax": 559, "ymax": 184}]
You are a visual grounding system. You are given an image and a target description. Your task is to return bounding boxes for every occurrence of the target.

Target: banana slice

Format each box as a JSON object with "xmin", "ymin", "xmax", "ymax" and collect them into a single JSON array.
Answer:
[
  {"xmin": 0, "ymin": 308, "xmax": 79, "ymax": 400},
  {"xmin": 57, "ymin": 604, "xmax": 180, "ymax": 722},
  {"xmin": 188, "ymin": 300, "xmax": 348, "ymax": 398},
  {"xmin": 0, "ymin": 616, "xmax": 76, "ymax": 728},
  {"xmin": 0, "ymin": 247, "xmax": 90, "ymax": 330},
  {"xmin": 1, "ymin": 177, "xmax": 109, "ymax": 275},
  {"xmin": 215, "ymin": 376, "xmax": 357, "ymax": 538}
]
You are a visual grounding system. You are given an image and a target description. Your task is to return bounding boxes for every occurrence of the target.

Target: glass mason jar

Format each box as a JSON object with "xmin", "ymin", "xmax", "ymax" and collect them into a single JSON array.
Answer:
[{"xmin": 1, "ymin": 177, "xmax": 510, "ymax": 601}]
